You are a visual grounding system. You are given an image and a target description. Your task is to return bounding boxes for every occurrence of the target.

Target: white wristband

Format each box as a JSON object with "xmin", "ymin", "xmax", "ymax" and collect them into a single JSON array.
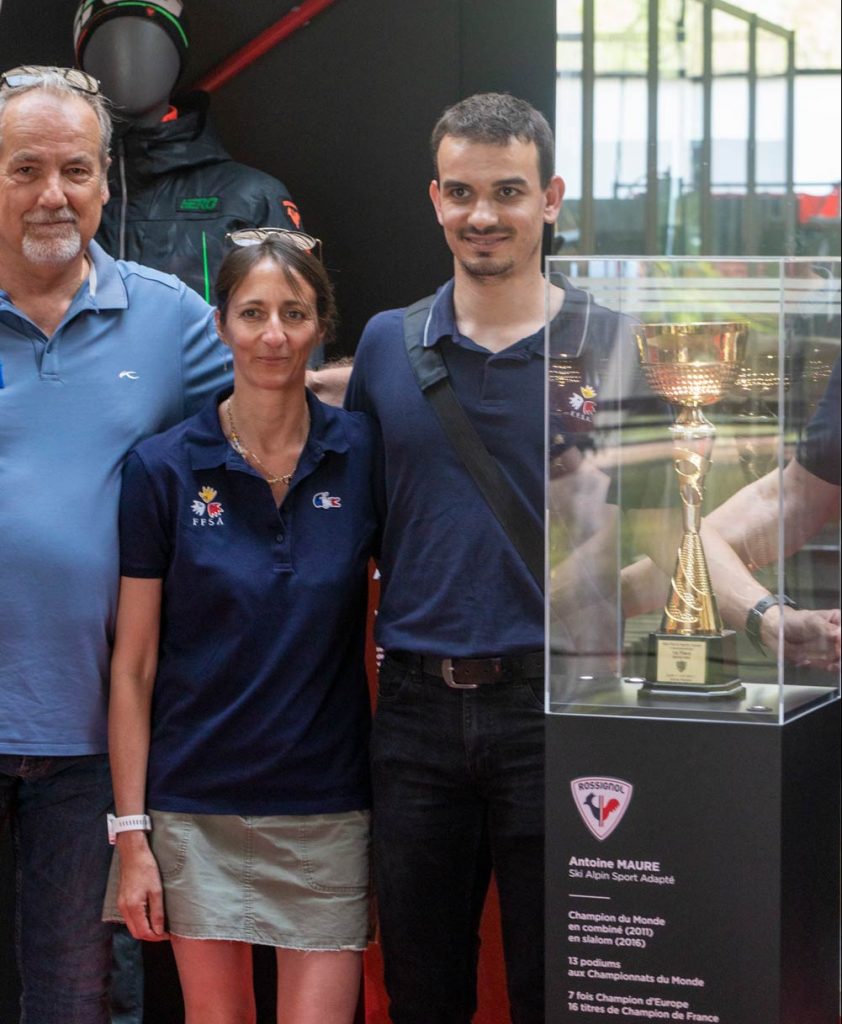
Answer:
[{"xmin": 107, "ymin": 813, "xmax": 152, "ymax": 845}]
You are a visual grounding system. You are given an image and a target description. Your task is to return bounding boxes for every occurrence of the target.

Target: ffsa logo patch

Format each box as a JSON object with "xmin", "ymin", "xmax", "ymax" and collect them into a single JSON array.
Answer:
[
  {"xmin": 571, "ymin": 777, "xmax": 633, "ymax": 841},
  {"xmin": 191, "ymin": 486, "xmax": 225, "ymax": 526}
]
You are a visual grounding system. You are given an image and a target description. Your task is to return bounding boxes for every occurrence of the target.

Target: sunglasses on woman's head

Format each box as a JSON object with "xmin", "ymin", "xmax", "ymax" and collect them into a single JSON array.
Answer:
[{"xmin": 226, "ymin": 227, "xmax": 322, "ymax": 261}]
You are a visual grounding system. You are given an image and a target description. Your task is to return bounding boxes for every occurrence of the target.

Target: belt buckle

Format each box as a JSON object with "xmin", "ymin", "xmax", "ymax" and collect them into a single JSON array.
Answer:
[{"xmin": 441, "ymin": 658, "xmax": 478, "ymax": 689}]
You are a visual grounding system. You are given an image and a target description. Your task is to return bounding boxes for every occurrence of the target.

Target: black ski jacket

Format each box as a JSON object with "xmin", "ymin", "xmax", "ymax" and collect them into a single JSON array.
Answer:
[{"xmin": 96, "ymin": 92, "xmax": 300, "ymax": 303}]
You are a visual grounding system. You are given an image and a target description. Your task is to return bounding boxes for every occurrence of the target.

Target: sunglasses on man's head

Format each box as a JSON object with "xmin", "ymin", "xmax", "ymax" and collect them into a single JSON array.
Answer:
[
  {"xmin": 226, "ymin": 227, "xmax": 322, "ymax": 261},
  {"xmin": 0, "ymin": 65, "xmax": 101, "ymax": 96}
]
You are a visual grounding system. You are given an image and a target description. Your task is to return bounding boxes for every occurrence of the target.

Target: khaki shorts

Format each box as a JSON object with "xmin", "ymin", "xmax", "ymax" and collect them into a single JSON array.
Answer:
[{"xmin": 103, "ymin": 809, "xmax": 371, "ymax": 950}]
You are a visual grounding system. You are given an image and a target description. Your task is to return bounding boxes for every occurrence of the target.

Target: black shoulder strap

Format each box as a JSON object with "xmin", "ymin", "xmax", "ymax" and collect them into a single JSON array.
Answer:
[{"xmin": 403, "ymin": 296, "xmax": 543, "ymax": 589}]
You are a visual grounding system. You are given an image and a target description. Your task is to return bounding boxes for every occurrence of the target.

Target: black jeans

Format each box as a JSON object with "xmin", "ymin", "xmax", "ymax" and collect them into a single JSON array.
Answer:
[
  {"xmin": 371, "ymin": 654, "xmax": 545, "ymax": 1024},
  {"xmin": 0, "ymin": 755, "xmax": 114, "ymax": 1024}
]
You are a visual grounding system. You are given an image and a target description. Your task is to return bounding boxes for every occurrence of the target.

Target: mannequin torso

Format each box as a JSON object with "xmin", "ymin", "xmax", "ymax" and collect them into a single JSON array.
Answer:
[{"xmin": 78, "ymin": 14, "xmax": 302, "ymax": 307}]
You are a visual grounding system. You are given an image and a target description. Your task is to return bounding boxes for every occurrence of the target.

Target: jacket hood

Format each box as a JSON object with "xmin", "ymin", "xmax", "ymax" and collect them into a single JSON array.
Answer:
[{"xmin": 111, "ymin": 91, "xmax": 231, "ymax": 180}]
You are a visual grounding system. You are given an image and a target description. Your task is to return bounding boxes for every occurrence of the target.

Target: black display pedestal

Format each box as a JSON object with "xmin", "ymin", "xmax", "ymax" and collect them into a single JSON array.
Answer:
[{"xmin": 546, "ymin": 693, "xmax": 840, "ymax": 1024}]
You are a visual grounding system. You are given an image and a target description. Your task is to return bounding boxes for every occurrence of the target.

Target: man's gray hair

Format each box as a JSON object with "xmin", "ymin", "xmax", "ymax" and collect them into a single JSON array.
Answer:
[{"xmin": 0, "ymin": 69, "xmax": 112, "ymax": 164}]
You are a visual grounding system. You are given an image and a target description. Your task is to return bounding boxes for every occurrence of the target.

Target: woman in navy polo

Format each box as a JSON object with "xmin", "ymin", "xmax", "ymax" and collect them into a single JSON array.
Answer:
[{"xmin": 104, "ymin": 231, "xmax": 378, "ymax": 1023}]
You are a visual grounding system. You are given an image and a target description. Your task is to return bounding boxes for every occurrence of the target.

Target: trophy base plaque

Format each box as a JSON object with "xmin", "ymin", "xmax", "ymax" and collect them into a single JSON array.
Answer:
[{"xmin": 639, "ymin": 629, "xmax": 745, "ymax": 700}]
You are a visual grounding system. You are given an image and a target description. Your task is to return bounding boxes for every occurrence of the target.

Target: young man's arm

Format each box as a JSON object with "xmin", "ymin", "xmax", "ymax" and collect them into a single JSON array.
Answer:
[{"xmin": 306, "ymin": 357, "xmax": 354, "ymax": 407}]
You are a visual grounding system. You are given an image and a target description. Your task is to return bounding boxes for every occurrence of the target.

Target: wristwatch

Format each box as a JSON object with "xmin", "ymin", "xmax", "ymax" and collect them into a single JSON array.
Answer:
[
  {"xmin": 107, "ymin": 813, "xmax": 152, "ymax": 845},
  {"xmin": 745, "ymin": 594, "xmax": 798, "ymax": 655}
]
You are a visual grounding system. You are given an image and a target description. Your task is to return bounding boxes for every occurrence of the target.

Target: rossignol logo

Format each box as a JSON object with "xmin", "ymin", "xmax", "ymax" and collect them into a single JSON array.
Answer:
[
  {"xmin": 178, "ymin": 196, "xmax": 220, "ymax": 212},
  {"xmin": 191, "ymin": 486, "xmax": 224, "ymax": 527},
  {"xmin": 312, "ymin": 491, "xmax": 342, "ymax": 509},
  {"xmin": 571, "ymin": 777, "xmax": 633, "ymax": 841},
  {"xmin": 568, "ymin": 384, "xmax": 598, "ymax": 423}
]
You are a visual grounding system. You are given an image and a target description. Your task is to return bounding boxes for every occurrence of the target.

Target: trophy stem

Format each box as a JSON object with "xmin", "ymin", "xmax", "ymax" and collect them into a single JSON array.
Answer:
[
  {"xmin": 671, "ymin": 405, "xmax": 715, "ymax": 438},
  {"xmin": 660, "ymin": 441, "xmax": 724, "ymax": 634},
  {"xmin": 662, "ymin": 531, "xmax": 723, "ymax": 635}
]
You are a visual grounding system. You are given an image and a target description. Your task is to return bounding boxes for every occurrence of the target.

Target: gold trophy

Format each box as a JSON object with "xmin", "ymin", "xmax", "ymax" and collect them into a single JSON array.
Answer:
[{"xmin": 635, "ymin": 322, "xmax": 748, "ymax": 699}]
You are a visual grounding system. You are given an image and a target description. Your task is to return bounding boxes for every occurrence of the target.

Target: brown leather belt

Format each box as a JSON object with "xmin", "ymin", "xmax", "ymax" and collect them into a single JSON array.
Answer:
[{"xmin": 388, "ymin": 650, "xmax": 544, "ymax": 689}]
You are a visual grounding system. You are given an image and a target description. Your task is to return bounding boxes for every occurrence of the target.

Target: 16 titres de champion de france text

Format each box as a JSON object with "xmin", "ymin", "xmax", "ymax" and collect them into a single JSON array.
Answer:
[{"xmin": 564, "ymin": 856, "xmax": 720, "ymax": 1023}]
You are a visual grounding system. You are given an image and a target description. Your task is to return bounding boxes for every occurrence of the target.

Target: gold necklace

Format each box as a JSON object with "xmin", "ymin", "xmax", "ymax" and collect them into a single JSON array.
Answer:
[{"xmin": 225, "ymin": 398, "xmax": 300, "ymax": 487}]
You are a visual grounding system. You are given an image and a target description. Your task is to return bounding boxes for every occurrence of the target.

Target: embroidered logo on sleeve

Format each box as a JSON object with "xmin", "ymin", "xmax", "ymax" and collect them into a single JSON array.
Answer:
[
  {"xmin": 191, "ymin": 486, "xmax": 225, "ymax": 527},
  {"xmin": 282, "ymin": 200, "xmax": 302, "ymax": 229},
  {"xmin": 312, "ymin": 491, "xmax": 342, "ymax": 510}
]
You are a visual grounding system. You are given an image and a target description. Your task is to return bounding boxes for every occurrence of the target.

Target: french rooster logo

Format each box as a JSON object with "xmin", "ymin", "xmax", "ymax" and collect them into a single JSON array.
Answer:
[
  {"xmin": 571, "ymin": 777, "xmax": 633, "ymax": 841},
  {"xmin": 583, "ymin": 792, "xmax": 621, "ymax": 824},
  {"xmin": 191, "ymin": 486, "xmax": 224, "ymax": 519}
]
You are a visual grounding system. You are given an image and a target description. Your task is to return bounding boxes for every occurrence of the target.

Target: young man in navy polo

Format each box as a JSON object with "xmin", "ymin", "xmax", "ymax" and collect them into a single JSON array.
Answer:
[{"xmin": 345, "ymin": 93, "xmax": 573, "ymax": 1024}]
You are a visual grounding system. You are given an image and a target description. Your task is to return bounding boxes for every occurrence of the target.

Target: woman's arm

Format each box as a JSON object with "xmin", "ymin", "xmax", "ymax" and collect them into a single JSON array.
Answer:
[{"xmin": 108, "ymin": 575, "xmax": 169, "ymax": 941}]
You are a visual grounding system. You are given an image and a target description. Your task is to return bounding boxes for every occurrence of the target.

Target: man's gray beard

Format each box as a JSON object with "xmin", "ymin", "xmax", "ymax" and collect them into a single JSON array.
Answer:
[{"xmin": 22, "ymin": 226, "xmax": 82, "ymax": 264}]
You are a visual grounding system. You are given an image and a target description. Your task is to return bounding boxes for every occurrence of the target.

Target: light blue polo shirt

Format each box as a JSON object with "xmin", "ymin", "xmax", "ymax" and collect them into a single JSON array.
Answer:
[
  {"xmin": 120, "ymin": 390, "xmax": 379, "ymax": 814},
  {"xmin": 0, "ymin": 241, "xmax": 230, "ymax": 755}
]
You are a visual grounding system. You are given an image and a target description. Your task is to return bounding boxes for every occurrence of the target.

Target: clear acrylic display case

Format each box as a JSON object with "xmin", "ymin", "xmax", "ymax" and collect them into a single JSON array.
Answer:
[{"xmin": 545, "ymin": 256, "xmax": 840, "ymax": 723}]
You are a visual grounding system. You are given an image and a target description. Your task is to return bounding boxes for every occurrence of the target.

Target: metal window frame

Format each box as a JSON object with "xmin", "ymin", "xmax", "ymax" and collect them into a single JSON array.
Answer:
[{"xmin": 572, "ymin": 0, "xmax": 796, "ymax": 255}]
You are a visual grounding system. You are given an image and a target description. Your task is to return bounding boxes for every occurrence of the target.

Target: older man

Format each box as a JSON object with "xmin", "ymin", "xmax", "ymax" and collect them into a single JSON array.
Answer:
[{"xmin": 0, "ymin": 66, "xmax": 228, "ymax": 1023}]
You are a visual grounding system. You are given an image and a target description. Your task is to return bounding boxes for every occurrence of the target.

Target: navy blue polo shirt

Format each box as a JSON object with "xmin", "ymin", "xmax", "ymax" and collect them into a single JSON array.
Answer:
[
  {"xmin": 119, "ymin": 390, "xmax": 379, "ymax": 815},
  {"xmin": 345, "ymin": 277, "xmax": 627, "ymax": 658}
]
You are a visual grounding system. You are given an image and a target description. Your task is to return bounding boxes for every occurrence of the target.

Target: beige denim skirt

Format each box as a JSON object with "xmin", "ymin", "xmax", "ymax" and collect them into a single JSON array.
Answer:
[{"xmin": 103, "ymin": 808, "xmax": 371, "ymax": 950}]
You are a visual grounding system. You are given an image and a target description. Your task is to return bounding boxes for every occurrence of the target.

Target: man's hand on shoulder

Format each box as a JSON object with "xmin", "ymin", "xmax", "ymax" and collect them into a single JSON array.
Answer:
[{"xmin": 307, "ymin": 357, "xmax": 354, "ymax": 407}]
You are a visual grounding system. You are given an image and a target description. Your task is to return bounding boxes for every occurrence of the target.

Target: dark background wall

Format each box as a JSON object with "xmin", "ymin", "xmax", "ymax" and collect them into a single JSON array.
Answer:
[
  {"xmin": 0, "ymin": 2, "xmax": 554, "ymax": 1019},
  {"xmin": 0, "ymin": 0, "xmax": 555, "ymax": 353}
]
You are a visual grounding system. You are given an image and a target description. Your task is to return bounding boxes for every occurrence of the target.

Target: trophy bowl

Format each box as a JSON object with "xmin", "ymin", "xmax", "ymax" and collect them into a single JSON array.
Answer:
[{"xmin": 635, "ymin": 322, "xmax": 748, "ymax": 436}]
